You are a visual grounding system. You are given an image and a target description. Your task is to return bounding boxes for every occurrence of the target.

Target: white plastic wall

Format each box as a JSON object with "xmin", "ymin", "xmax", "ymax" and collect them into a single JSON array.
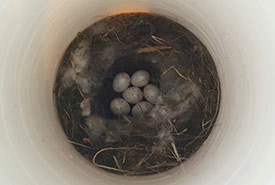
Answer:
[{"xmin": 1, "ymin": 0, "xmax": 275, "ymax": 185}]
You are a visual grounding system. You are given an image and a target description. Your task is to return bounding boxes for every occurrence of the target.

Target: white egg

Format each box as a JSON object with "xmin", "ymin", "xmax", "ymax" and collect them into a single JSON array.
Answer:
[
  {"xmin": 131, "ymin": 70, "xmax": 150, "ymax": 87},
  {"xmin": 122, "ymin": 87, "xmax": 143, "ymax": 104},
  {"xmin": 132, "ymin": 101, "xmax": 153, "ymax": 117},
  {"xmin": 110, "ymin": 98, "xmax": 130, "ymax": 115},
  {"xmin": 112, "ymin": 72, "xmax": 131, "ymax": 93},
  {"xmin": 144, "ymin": 84, "xmax": 160, "ymax": 104}
]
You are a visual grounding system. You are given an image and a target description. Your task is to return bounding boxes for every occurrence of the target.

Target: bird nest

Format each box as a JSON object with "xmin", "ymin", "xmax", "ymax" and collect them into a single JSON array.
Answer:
[{"xmin": 54, "ymin": 13, "xmax": 221, "ymax": 176}]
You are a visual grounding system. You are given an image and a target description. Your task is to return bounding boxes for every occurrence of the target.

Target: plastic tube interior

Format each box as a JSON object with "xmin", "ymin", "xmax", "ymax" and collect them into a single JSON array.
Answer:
[{"xmin": 1, "ymin": 0, "xmax": 275, "ymax": 185}]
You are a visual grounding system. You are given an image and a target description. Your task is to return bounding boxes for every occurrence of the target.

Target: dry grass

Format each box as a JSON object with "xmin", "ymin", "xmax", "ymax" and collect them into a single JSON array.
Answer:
[
  {"xmin": 161, "ymin": 65, "xmax": 190, "ymax": 81},
  {"xmin": 136, "ymin": 46, "xmax": 172, "ymax": 54}
]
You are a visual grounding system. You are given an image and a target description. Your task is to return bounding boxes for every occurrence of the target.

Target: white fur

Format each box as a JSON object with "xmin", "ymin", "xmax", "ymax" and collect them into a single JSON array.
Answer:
[
  {"xmin": 61, "ymin": 67, "xmax": 76, "ymax": 88},
  {"xmin": 80, "ymin": 98, "xmax": 91, "ymax": 117}
]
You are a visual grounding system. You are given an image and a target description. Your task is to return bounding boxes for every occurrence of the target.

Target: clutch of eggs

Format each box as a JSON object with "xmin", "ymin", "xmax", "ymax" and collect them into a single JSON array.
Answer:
[{"xmin": 110, "ymin": 70, "xmax": 161, "ymax": 116}]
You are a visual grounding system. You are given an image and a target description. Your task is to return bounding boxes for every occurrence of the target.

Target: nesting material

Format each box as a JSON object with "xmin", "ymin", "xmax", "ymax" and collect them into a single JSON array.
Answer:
[
  {"xmin": 55, "ymin": 13, "xmax": 220, "ymax": 176},
  {"xmin": 80, "ymin": 98, "xmax": 91, "ymax": 117}
]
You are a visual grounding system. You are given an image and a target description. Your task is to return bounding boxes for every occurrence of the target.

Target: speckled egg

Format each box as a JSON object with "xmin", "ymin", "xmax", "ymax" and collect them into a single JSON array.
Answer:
[
  {"xmin": 132, "ymin": 101, "xmax": 153, "ymax": 117},
  {"xmin": 112, "ymin": 72, "xmax": 131, "ymax": 93},
  {"xmin": 143, "ymin": 84, "xmax": 161, "ymax": 104},
  {"xmin": 131, "ymin": 70, "xmax": 150, "ymax": 87},
  {"xmin": 122, "ymin": 87, "xmax": 143, "ymax": 104},
  {"xmin": 110, "ymin": 98, "xmax": 130, "ymax": 115}
]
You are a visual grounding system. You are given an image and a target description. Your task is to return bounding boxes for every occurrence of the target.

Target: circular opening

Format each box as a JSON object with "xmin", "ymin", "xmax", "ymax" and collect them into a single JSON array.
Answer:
[{"xmin": 54, "ymin": 13, "xmax": 220, "ymax": 176}]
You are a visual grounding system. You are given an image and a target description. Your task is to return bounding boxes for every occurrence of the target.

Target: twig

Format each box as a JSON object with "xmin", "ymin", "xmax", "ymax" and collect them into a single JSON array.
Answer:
[
  {"xmin": 104, "ymin": 27, "xmax": 115, "ymax": 37},
  {"xmin": 79, "ymin": 124, "xmax": 87, "ymax": 131},
  {"xmin": 151, "ymin": 35, "xmax": 166, "ymax": 45},
  {"xmin": 137, "ymin": 151, "xmax": 154, "ymax": 167},
  {"xmin": 122, "ymin": 115, "xmax": 131, "ymax": 124},
  {"xmin": 167, "ymin": 119, "xmax": 178, "ymax": 133},
  {"xmin": 162, "ymin": 162, "xmax": 181, "ymax": 167},
  {"xmin": 114, "ymin": 31, "xmax": 123, "ymax": 45},
  {"xmin": 77, "ymin": 85, "xmax": 86, "ymax": 99},
  {"xmin": 136, "ymin": 45, "xmax": 171, "ymax": 54},
  {"xmin": 113, "ymin": 155, "xmax": 122, "ymax": 170},
  {"xmin": 171, "ymin": 142, "xmax": 181, "ymax": 162},
  {"xmin": 122, "ymin": 150, "xmax": 127, "ymax": 164},
  {"xmin": 168, "ymin": 146, "xmax": 178, "ymax": 160},
  {"xmin": 145, "ymin": 44, "xmax": 166, "ymax": 56},
  {"xmin": 204, "ymin": 96, "xmax": 209, "ymax": 114},
  {"xmin": 214, "ymin": 79, "xmax": 221, "ymax": 120},
  {"xmin": 63, "ymin": 107, "xmax": 72, "ymax": 119},
  {"xmin": 161, "ymin": 65, "xmax": 189, "ymax": 81},
  {"xmin": 157, "ymin": 152, "xmax": 179, "ymax": 159},
  {"xmin": 201, "ymin": 120, "xmax": 211, "ymax": 130},
  {"xmin": 93, "ymin": 162, "xmax": 132, "ymax": 174},
  {"xmin": 146, "ymin": 161, "xmax": 166, "ymax": 169},
  {"xmin": 172, "ymin": 66, "xmax": 189, "ymax": 80},
  {"xmin": 92, "ymin": 147, "xmax": 145, "ymax": 173},
  {"xmin": 68, "ymin": 140, "xmax": 93, "ymax": 150},
  {"xmin": 57, "ymin": 86, "xmax": 63, "ymax": 97},
  {"xmin": 176, "ymin": 128, "xmax": 188, "ymax": 136},
  {"xmin": 69, "ymin": 57, "xmax": 75, "ymax": 69}
]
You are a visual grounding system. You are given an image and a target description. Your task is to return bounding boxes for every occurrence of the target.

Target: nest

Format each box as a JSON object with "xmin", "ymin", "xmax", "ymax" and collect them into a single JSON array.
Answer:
[{"xmin": 54, "ymin": 13, "xmax": 221, "ymax": 176}]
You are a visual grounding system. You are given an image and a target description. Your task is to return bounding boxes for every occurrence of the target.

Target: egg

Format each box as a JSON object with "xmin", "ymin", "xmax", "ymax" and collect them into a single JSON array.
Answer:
[
  {"xmin": 132, "ymin": 101, "xmax": 153, "ymax": 117},
  {"xmin": 110, "ymin": 98, "xmax": 130, "ymax": 115},
  {"xmin": 131, "ymin": 70, "xmax": 150, "ymax": 87},
  {"xmin": 122, "ymin": 87, "xmax": 143, "ymax": 104},
  {"xmin": 112, "ymin": 72, "xmax": 131, "ymax": 93},
  {"xmin": 143, "ymin": 84, "xmax": 161, "ymax": 104}
]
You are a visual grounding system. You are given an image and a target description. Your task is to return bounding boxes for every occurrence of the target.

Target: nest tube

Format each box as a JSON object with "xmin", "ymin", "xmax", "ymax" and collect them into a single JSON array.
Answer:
[{"xmin": 1, "ymin": 0, "xmax": 275, "ymax": 185}]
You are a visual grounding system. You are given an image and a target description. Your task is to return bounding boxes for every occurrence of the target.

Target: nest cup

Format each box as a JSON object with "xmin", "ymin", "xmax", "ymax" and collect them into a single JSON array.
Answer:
[
  {"xmin": 55, "ymin": 12, "xmax": 220, "ymax": 176},
  {"xmin": 1, "ymin": 0, "xmax": 275, "ymax": 185}
]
